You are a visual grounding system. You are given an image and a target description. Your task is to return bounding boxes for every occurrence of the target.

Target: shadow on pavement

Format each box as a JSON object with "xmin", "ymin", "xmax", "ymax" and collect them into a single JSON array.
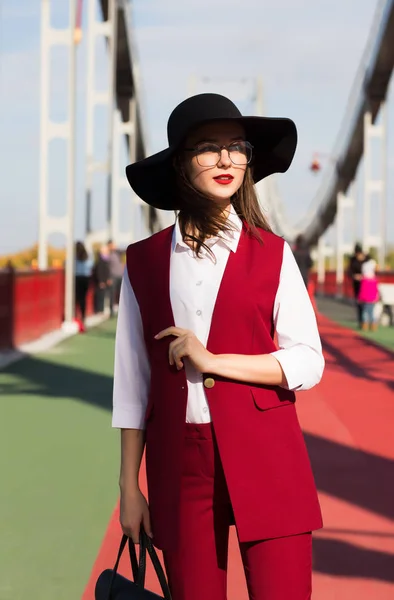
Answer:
[
  {"xmin": 2, "ymin": 355, "xmax": 394, "ymax": 522},
  {"xmin": 319, "ymin": 328, "xmax": 394, "ymax": 393},
  {"xmin": 313, "ymin": 537, "xmax": 394, "ymax": 583},
  {"xmin": 305, "ymin": 433, "xmax": 394, "ymax": 521},
  {"xmin": 0, "ymin": 354, "xmax": 113, "ymax": 412}
]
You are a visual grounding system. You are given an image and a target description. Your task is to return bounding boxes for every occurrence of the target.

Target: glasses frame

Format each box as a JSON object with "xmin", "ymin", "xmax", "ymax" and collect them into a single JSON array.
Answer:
[{"xmin": 184, "ymin": 140, "xmax": 254, "ymax": 167}]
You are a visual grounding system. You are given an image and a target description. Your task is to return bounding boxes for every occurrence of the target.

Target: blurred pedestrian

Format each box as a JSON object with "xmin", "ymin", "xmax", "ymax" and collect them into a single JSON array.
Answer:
[
  {"xmin": 348, "ymin": 243, "xmax": 366, "ymax": 328},
  {"xmin": 75, "ymin": 241, "xmax": 93, "ymax": 331},
  {"xmin": 293, "ymin": 234, "xmax": 313, "ymax": 288},
  {"xmin": 93, "ymin": 244, "xmax": 111, "ymax": 314},
  {"xmin": 358, "ymin": 257, "xmax": 379, "ymax": 331},
  {"xmin": 5, "ymin": 260, "xmax": 15, "ymax": 273},
  {"xmin": 108, "ymin": 239, "xmax": 124, "ymax": 317}
]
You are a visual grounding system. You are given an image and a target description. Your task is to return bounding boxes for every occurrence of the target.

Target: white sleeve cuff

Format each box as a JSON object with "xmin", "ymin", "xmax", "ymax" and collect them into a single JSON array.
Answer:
[
  {"xmin": 271, "ymin": 346, "xmax": 324, "ymax": 391},
  {"xmin": 112, "ymin": 405, "xmax": 147, "ymax": 430}
]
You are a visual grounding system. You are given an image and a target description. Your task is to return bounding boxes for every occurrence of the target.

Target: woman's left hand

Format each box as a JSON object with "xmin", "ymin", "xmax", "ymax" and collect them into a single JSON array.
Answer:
[{"xmin": 155, "ymin": 327, "xmax": 215, "ymax": 373}]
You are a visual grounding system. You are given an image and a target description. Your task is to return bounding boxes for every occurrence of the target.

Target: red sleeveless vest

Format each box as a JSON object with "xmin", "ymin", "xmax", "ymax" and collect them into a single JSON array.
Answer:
[{"xmin": 127, "ymin": 225, "xmax": 322, "ymax": 551}]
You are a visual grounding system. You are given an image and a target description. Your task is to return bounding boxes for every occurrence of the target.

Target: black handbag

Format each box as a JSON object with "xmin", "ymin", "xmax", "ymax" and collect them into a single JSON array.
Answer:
[{"xmin": 95, "ymin": 530, "xmax": 172, "ymax": 600}]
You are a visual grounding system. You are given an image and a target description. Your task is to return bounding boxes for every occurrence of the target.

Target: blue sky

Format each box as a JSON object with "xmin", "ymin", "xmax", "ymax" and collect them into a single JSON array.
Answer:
[{"xmin": 0, "ymin": 0, "xmax": 393, "ymax": 254}]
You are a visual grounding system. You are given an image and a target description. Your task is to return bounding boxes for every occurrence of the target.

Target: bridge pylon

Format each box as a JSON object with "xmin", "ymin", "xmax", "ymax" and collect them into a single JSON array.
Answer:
[
  {"xmin": 38, "ymin": 0, "xmax": 77, "ymax": 328},
  {"xmin": 363, "ymin": 103, "xmax": 388, "ymax": 268},
  {"xmin": 335, "ymin": 188, "xmax": 356, "ymax": 295}
]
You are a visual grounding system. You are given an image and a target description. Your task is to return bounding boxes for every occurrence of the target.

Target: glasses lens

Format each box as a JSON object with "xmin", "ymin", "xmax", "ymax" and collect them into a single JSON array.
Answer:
[
  {"xmin": 228, "ymin": 141, "xmax": 252, "ymax": 165},
  {"xmin": 195, "ymin": 143, "xmax": 220, "ymax": 167}
]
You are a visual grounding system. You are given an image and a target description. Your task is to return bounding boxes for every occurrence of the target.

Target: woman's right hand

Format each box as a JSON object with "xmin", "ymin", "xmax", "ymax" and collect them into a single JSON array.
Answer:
[{"xmin": 119, "ymin": 488, "xmax": 152, "ymax": 544}]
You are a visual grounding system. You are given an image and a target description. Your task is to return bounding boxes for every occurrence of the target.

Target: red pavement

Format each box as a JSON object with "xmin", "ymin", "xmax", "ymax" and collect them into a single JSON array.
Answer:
[{"xmin": 83, "ymin": 315, "xmax": 394, "ymax": 599}]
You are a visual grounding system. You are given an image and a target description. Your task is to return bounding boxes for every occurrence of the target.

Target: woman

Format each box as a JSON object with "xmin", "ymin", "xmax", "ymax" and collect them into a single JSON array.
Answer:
[
  {"xmin": 75, "ymin": 241, "xmax": 92, "ymax": 331},
  {"xmin": 358, "ymin": 257, "xmax": 379, "ymax": 331},
  {"xmin": 112, "ymin": 94, "xmax": 324, "ymax": 600},
  {"xmin": 92, "ymin": 243, "xmax": 111, "ymax": 314}
]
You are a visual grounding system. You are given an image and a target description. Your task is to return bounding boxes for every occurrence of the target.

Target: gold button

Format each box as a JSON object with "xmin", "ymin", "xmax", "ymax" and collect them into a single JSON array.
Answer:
[{"xmin": 204, "ymin": 377, "xmax": 215, "ymax": 389}]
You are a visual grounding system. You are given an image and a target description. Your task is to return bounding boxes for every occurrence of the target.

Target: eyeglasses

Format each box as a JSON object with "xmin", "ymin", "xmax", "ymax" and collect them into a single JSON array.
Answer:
[{"xmin": 184, "ymin": 140, "xmax": 253, "ymax": 167}]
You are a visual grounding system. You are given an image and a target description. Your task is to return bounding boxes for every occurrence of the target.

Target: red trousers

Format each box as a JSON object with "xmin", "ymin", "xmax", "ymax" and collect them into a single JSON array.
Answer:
[{"xmin": 163, "ymin": 424, "xmax": 312, "ymax": 600}]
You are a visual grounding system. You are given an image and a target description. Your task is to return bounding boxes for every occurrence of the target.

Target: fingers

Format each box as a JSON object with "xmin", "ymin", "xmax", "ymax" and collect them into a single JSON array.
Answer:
[
  {"xmin": 120, "ymin": 515, "xmax": 152, "ymax": 543},
  {"xmin": 120, "ymin": 491, "xmax": 152, "ymax": 544},
  {"xmin": 172, "ymin": 350, "xmax": 184, "ymax": 371},
  {"xmin": 120, "ymin": 520, "xmax": 141, "ymax": 544},
  {"xmin": 142, "ymin": 506, "xmax": 153, "ymax": 538},
  {"xmin": 155, "ymin": 326, "xmax": 185, "ymax": 340},
  {"xmin": 155, "ymin": 328, "xmax": 201, "ymax": 371},
  {"xmin": 169, "ymin": 337, "xmax": 187, "ymax": 370}
]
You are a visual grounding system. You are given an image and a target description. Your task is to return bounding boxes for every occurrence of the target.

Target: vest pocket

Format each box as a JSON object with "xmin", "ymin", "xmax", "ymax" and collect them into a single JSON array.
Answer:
[{"xmin": 250, "ymin": 387, "xmax": 295, "ymax": 412}]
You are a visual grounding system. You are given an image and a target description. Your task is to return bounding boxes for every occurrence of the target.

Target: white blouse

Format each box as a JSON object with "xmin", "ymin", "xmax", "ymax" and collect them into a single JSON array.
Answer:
[{"xmin": 112, "ymin": 210, "xmax": 324, "ymax": 430}]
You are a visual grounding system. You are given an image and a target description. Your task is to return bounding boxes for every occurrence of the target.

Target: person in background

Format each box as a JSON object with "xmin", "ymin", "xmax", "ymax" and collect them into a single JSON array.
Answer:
[
  {"xmin": 75, "ymin": 241, "xmax": 93, "ymax": 332},
  {"xmin": 293, "ymin": 234, "xmax": 313, "ymax": 288},
  {"xmin": 93, "ymin": 243, "xmax": 111, "ymax": 314},
  {"xmin": 348, "ymin": 243, "xmax": 366, "ymax": 328},
  {"xmin": 108, "ymin": 240, "xmax": 124, "ymax": 317},
  {"xmin": 358, "ymin": 257, "xmax": 379, "ymax": 331},
  {"xmin": 5, "ymin": 260, "xmax": 15, "ymax": 273}
]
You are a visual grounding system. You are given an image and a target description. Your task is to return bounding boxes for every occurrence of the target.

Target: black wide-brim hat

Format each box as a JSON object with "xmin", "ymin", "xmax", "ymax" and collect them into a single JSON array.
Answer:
[{"xmin": 126, "ymin": 93, "xmax": 297, "ymax": 211}]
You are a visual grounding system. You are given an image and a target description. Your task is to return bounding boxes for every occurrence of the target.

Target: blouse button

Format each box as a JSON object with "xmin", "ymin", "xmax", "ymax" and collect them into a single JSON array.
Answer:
[{"xmin": 196, "ymin": 310, "xmax": 202, "ymax": 316}]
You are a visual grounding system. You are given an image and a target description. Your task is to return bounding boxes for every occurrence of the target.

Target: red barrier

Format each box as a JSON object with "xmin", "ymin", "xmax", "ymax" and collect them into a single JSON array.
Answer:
[
  {"xmin": 12, "ymin": 270, "xmax": 64, "ymax": 347},
  {"xmin": 0, "ymin": 269, "xmax": 96, "ymax": 351},
  {"xmin": 0, "ymin": 268, "xmax": 392, "ymax": 352},
  {"xmin": 0, "ymin": 271, "xmax": 14, "ymax": 350},
  {"xmin": 0, "ymin": 269, "xmax": 64, "ymax": 350}
]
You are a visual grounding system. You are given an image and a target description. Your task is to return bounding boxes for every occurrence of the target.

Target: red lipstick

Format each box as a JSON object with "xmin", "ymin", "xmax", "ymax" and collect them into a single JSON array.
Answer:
[{"xmin": 213, "ymin": 175, "xmax": 234, "ymax": 185}]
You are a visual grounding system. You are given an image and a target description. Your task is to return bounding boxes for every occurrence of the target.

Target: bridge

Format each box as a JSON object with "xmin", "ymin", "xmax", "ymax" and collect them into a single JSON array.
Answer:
[
  {"xmin": 262, "ymin": 0, "xmax": 394, "ymax": 286},
  {"xmin": 1, "ymin": 1, "xmax": 394, "ymax": 599}
]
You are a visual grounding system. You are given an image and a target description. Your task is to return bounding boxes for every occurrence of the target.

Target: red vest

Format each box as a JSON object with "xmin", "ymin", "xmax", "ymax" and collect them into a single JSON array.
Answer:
[{"xmin": 127, "ymin": 224, "xmax": 322, "ymax": 551}]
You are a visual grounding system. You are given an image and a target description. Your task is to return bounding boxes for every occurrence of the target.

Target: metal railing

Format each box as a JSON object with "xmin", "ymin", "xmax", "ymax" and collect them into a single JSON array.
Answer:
[{"xmin": 266, "ymin": 0, "xmax": 392, "ymax": 243}]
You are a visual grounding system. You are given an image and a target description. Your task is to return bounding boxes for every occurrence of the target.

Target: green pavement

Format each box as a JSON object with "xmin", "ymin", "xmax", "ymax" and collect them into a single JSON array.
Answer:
[
  {"xmin": 0, "ymin": 320, "xmax": 119, "ymax": 600},
  {"xmin": 316, "ymin": 296, "xmax": 394, "ymax": 352},
  {"xmin": 340, "ymin": 320, "xmax": 394, "ymax": 351}
]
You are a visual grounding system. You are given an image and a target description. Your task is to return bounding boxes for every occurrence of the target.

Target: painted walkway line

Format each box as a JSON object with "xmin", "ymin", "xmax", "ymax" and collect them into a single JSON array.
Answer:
[{"xmin": 83, "ymin": 315, "xmax": 394, "ymax": 599}]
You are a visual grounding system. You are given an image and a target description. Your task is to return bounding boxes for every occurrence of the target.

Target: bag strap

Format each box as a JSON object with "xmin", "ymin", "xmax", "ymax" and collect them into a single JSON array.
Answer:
[
  {"xmin": 106, "ymin": 530, "xmax": 172, "ymax": 600},
  {"xmin": 106, "ymin": 535, "xmax": 126, "ymax": 599},
  {"xmin": 141, "ymin": 531, "xmax": 172, "ymax": 600},
  {"xmin": 106, "ymin": 534, "xmax": 140, "ymax": 599},
  {"xmin": 128, "ymin": 536, "xmax": 142, "ymax": 582}
]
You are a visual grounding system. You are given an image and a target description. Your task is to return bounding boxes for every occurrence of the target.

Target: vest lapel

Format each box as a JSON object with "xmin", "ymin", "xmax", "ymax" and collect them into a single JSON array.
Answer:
[{"xmin": 151, "ymin": 226, "xmax": 176, "ymax": 332}]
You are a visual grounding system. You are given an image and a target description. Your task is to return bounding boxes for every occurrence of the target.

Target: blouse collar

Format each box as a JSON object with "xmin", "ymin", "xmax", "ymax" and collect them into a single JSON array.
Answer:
[{"xmin": 173, "ymin": 205, "xmax": 242, "ymax": 255}]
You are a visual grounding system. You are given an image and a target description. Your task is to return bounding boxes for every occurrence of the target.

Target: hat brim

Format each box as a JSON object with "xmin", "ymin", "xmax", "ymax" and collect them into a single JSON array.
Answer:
[{"xmin": 126, "ymin": 116, "xmax": 297, "ymax": 211}]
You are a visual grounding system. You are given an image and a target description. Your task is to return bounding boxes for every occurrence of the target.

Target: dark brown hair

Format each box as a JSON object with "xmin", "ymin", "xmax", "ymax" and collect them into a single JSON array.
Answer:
[
  {"xmin": 75, "ymin": 241, "xmax": 88, "ymax": 262},
  {"xmin": 174, "ymin": 158, "xmax": 272, "ymax": 257}
]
